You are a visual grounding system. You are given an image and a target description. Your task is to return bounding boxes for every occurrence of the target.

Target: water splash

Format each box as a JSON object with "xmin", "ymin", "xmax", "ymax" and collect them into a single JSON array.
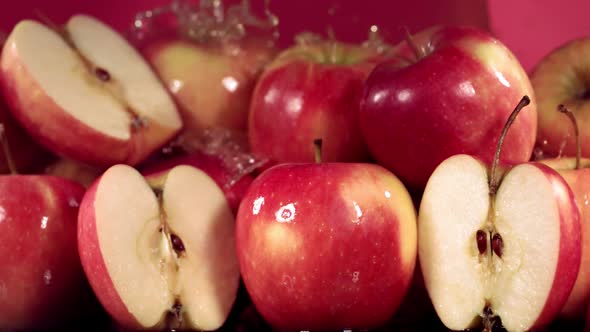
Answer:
[
  {"xmin": 164, "ymin": 128, "xmax": 269, "ymax": 187},
  {"xmin": 130, "ymin": 0, "xmax": 279, "ymax": 46},
  {"xmin": 362, "ymin": 25, "xmax": 392, "ymax": 55}
]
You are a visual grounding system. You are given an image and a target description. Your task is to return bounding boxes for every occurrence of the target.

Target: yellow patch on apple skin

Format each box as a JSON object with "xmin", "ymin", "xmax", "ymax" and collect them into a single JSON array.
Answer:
[
  {"xmin": 37, "ymin": 180, "xmax": 57, "ymax": 212},
  {"xmin": 337, "ymin": 165, "xmax": 418, "ymax": 270},
  {"xmin": 260, "ymin": 222, "xmax": 303, "ymax": 258}
]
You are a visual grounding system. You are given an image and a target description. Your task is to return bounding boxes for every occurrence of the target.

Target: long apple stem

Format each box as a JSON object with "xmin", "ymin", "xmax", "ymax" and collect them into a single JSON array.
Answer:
[
  {"xmin": 558, "ymin": 104, "xmax": 581, "ymax": 170},
  {"xmin": 314, "ymin": 138, "xmax": 323, "ymax": 163},
  {"xmin": 403, "ymin": 27, "xmax": 424, "ymax": 61},
  {"xmin": 0, "ymin": 124, "xmax": 17, "ymax": 175},
  {"xmin": 489, "ymin": 96, "xmax": 531, "ymax": 196}
]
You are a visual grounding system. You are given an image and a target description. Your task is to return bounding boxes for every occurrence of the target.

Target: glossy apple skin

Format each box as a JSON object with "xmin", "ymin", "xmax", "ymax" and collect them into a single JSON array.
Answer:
[
  {"xmin": 531, "ymin": 38, "xmax": 590, "ymax": 159},
  {"xmin": 78, "ymin": 175, "xmax": 142, "ymax": 330},
  {"xmin": 527, "ymin": 162, "xmax": 582, "ymax": 329},
  {"xmin": 0, "ymin": 98, "xmax": 50, "ymax": 173},
  {"xmin": 249, "ymin": 42, "xmax": 384, "ymax": 163},
  {"xmin": 141, "ymin": 150, "xmax": 253, "ymax": 214},
  {"xmin": 0, "ymin": 37, "xmax": 181, "ymax": 168},
  {"xmin": 143, "ymin": 38, "xmax": 276, "ymax": 133},
  {"xmin": 0, "ymin": 175, "xmax": 87, "ymax": 329},
  {"xmin": 236, "ymin": 163, "xmax": 417, "ymax": 330},
  {"xmin": 542, "ymin": 158, "xmax": 590, "ymax": 319},
  {"xmin": 360, "ymin": 26, "xmax": 537, "ymax": 191}
]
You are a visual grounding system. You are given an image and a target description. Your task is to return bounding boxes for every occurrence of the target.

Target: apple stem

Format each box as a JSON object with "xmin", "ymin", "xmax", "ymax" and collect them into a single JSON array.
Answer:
[
  {"xmin": 314, "ymin": 138, "xmax": 323, "ymax": 163},
  {"xmin": 558, "ymin": 104, "xmax": 581, "ymax": 170},
  {"xmin": 0, "ymin": 124, "xmax": 17, "ymax": 175},
  {"xmin": 403, "ymin": 27, "xmax": 424, "ymax": 61},
  {"xmin": 489, "ymin": 96, "xmax": 531, "ymax": 196}
]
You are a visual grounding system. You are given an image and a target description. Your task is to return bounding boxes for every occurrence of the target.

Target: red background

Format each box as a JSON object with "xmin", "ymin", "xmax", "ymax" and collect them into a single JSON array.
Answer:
[{"xmin": 0, "ymin": 0, "xmax": 589, "ymax": 72}]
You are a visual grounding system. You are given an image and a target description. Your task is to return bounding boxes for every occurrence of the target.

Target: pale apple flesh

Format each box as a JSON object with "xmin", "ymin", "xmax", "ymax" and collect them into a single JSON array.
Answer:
[
  {"xmin": 1, "ymin": 16, "xmax": 181, "ymax": 167},
  {"xmin": 531, "ymin": 37, "xmax": 590, "ymax": 159},
  {"xmin": 419, "ymin": 155, "xmax": 581, "ymax": 332},
  {"xmin": 78, "ymin": 164, "xmax": 239, "ymax": 330}
]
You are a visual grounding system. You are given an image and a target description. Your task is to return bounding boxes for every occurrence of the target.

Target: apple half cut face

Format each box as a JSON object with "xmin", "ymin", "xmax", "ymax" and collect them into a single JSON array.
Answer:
[
  {"xmin": 78, "ymin": 164, "xmax": 239, "ymax": 330},
  {"xmin": 419, "ymin": 155, "xmax": 581, "ymax": 332},
  {"xmin": 0, "ymin": 15, "xmax": 181, "ymax": 167}
]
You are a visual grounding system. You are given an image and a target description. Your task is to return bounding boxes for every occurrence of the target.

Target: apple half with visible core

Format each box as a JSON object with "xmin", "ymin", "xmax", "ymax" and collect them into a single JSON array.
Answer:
[
  {"xmin": 360, "ymin": 26, "xmax": 537, "ymax": 191},
  {"xmin": 78, "ymin": 164, "xmax": 239, "ymax": 330},
  {"xmin": 531, "ymin": 37, "xmax": 590, "ymax": 159},
  {"xmin": 0, "ymin": 15, "xmax": 182, "ymax": 167},
  {"xmin": 539, "ymin": 105, "xmax": 590, "ymax": 320},
  {"xmin": 236, "ymin": 140, "xmax": 417, "ymax": 330},
  {"xmin": 419, "ymin": 96, "xmax": 581, "ymax": 332},
  {"xmin": 249, "ymin": 37, "xmax": 385, "ymax": 163}
]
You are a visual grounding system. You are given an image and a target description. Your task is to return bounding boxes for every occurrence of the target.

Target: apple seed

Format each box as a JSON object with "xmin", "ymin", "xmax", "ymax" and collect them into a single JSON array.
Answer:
[
  {"xmin": 492, "ymin": 233, "xmax": 503, "ymax": 258},
  {"xmin": 170, "ymin": 233, "xmax": 186, "ymax": 254},
  {"xmin": 94, "ymin": 67, "xmax": 111, "ymax": 82},
  {"xmin": 476, "ymin": 230, "xmax": 487, "ymax": 255}
]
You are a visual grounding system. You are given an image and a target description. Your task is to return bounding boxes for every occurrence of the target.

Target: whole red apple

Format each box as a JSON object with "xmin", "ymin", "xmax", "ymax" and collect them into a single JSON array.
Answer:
[
  {"xmin": 236, "ymin": 162, "xmax": 417, "ymax": 330},
  {"xmin": 249, "ymin": 38, "xmax": 385, "ymax": 163},
  {"xmin": 0, "ymin": 174, "xmax": 88, "ymax": 329},
  {"xmin": 531, "ymin": 37, "xmax": 590, "ymax": 159},
  {"xmin": 360, "ymin": 26, "xmax": 536, "ymax": 191}
]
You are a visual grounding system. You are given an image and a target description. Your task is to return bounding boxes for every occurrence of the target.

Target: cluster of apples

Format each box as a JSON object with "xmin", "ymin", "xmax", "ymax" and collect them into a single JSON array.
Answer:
[{"xmin": 0, "ymin": 2, "xmax": 590, "ymax": 332}]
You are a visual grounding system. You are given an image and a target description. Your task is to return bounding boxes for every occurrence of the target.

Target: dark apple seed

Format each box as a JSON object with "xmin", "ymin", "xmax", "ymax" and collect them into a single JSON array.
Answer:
[
  {"xmin": 170, "ymin": 234, "xmax": 185, "ymax": 254},
  {"xmin": 492, "ymin": 233, "xmax": 503, "ymax": 257},
  {"xmin": 94, "ymin": 67, "xmax": 111, "ymax": 82},
  {"xmin": 476, "ymin": 230, "xmax": 487, "ymax": 254}
]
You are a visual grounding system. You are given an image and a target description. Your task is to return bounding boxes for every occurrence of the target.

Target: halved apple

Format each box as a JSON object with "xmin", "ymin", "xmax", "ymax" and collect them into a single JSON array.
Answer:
[
  {"xmin": 418, "ymin": 97, "xmax": 582, "ymax": 332},
  {"xmin": 0, "ymin": 15, "xmax": 182, "ymax": 167},
  {"xmin": 78, "ymin": 164, "xmax": 239, "ymax": 330}
]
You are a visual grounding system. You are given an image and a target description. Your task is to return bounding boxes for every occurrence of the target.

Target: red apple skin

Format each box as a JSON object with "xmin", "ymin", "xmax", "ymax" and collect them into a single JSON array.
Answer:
[
  {"xmin": 360, "ymin": 26, "xmax": 537, "ymax": 191},
  {"xmin": 531, "ymin": 38, "xmax": 590, "ymax": 159},
  {"xmin": 236, "ymin": 163, "xmax": 417, "ymax": 330},
  {"xmin": 78, "ymin": 176, "xmax": 141, "ymax": 330},
  {"xmin": 143, "ymin": 38, "xmax": 276, "ymax": 133},
  {"xmin": 141, "ymin": 151, "xmax": 253, "ymax": 214},
  {"xmin": 527, "ymin": 162, "xmax": 583, "ymax": 329},
  {"xmin": 0, "ymin": 175, "xmax": 87, "ymax": 329},
  {"xmin": 0, "ymin": 38, "xmax": 180, "ymax": 168},
  {"xmin": 249, "ymin": 42, "xmax": 384, "ymax": 163},
  {"xmin": 541, "ymin": 158, "xmax": 590, "ymax": 320}
]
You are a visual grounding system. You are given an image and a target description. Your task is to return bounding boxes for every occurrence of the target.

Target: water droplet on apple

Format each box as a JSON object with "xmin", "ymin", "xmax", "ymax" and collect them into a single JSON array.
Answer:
[
  {"xmin": 384, "ymin": 190, "xmax": 391, "ymax": 199},
  {"xmin": 275, "ymin": 203, "xmax": 296, "ymax": 223},
  {"xmin": 252, "ymin": 196, "xmax": 264, "ymax": 215},
  {"xmin": 43, "ymin": 270, "xmax": 52, "ymax": 285},
  {"xmin": 40, "ymin": 216, "xmax": 49, "ymax": 230},
  {"xmin": 68, "ymin": 197, "xmax": 79, "ymax": 208},
  {"xmin": 584, "ymin": 194, "xmax": 589, "ymax": 206},
  {"xmin": 352, "ymin": 201, "xmax": 362, "ymax": 224},
  {"xmin": 0, "ymin": 206, "xmax": 6, "ymax": 224},
  {"xmin": 352, "ymin": 271, "xmax": 360, "ymax": 283}
]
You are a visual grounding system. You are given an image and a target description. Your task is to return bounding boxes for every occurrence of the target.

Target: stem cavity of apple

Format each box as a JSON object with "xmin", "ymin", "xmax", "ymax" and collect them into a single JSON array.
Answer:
[
  {"xmin": 314, "ymin": 138, "xmax": 323, "ymax": 163},
  {"xmin": 557, "ymin": 104, "xmax": 581, "ymax": 169},
  {"xmin": 0, "ymin": 124, "xmax": 17, "ymax": 175}
]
